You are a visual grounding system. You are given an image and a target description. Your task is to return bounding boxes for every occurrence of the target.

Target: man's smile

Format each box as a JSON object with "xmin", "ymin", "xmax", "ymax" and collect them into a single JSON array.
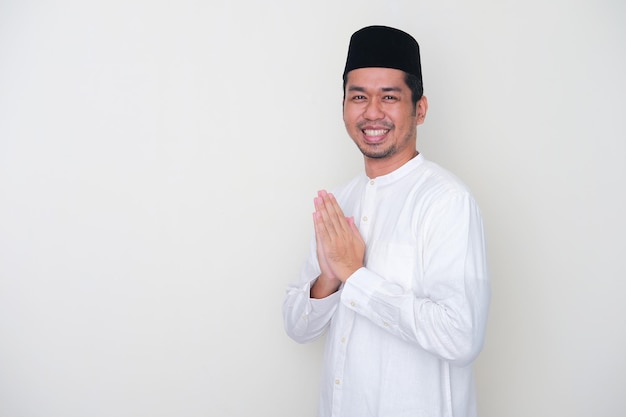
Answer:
[{"xmin": 363, "ymin": 129, "xmax": 389, "ymax": 136}]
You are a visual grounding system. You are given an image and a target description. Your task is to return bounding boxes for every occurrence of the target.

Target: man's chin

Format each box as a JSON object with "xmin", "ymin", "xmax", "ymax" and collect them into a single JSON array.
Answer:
[{"xmin": 359, "ymin": 147, "xmax": 395, "ymax": 159}]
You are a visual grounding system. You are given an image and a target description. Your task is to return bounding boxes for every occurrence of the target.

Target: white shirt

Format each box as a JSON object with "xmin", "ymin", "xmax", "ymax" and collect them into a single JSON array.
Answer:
[{"xmin": 283, "ymin": 154, "xmax": 490, "ymax": 417}]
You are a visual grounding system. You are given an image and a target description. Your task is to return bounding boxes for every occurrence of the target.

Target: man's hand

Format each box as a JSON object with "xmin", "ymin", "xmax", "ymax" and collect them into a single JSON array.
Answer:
[{"xmin": 313, "ymin": 190, "xmax": 365, "ymax": 283}]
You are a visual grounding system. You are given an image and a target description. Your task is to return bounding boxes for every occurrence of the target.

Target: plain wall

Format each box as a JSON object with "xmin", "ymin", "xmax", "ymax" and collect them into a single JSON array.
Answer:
[{"xmin": 1, "ymin": 1, "xmax": 624, "ymax": 416}]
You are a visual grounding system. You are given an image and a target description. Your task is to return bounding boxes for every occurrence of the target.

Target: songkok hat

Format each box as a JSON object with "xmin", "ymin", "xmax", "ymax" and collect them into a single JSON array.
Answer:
[{"xmin": 343, "ymin": 25, "xmax": 422, "ymax": 83}]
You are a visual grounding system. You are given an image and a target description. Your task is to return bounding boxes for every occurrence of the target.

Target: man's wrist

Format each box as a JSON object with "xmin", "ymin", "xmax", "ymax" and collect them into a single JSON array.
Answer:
[
  {"xmin": 310, "ymin": 275, "xmax": 341, "ymax": 299},
  {"xmin": 337, "ymin": 264, "xmax": 363, "ymax": 283}
]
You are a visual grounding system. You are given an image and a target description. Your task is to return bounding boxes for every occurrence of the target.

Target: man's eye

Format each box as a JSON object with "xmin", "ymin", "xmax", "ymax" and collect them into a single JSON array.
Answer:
[
  {"xmin": 383, "ymin": 95, "xmax": 397, "ymax": 101},
  {"xmin": 353, "ymin": 95, "xmax": 366, "ymax": 101}
]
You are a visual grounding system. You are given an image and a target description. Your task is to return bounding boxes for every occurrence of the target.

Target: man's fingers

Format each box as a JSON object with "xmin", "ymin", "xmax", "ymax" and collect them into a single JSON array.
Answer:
[
  {"xmin": 313, "ymin": 191, "xmax": 366, "ymax": 281},
  {"xmin": 317, "ymin": 191, "xmax": 350, "ymax": 235},
  {"xmin": 347, "ymin": 216, "xmax": 364, "ymax": 243},
  {"xmin": 313, "ymin": 210, "xmax": 329, "ymax": 240},
  {"xmin": 315, "ymin": 192, "xmax": 339, "ymax": 238}
]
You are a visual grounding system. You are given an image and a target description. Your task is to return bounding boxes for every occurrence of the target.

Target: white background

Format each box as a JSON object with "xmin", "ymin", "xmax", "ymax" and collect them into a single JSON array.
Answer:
[{"xmin": 1, "ymin": 1, "xmax": 624, "ymax": 416}]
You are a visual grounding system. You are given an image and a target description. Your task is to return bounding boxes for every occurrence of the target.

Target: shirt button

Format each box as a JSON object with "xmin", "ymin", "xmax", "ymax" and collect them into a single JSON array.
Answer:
[
  {"xmin": 383, "ymin": 321, "xmax": 389, "ymax": 327},
  {"xmin": 362, "ymin": 216, "xmax": 368, "ymax": 222},
  {"xmin": 341, "ymin": 337, "xmax": 346, "ymax": 343},
  {"xmin": 350, "ymin": 301, "xmax": 356, "ymax": 307},
  {"xmin": 370, "ymin": 180, "xmax": 375, "ymax": 185},
  {"xmin": 335, "ymin": 379, "xmax": 341, "ymax": 385}
]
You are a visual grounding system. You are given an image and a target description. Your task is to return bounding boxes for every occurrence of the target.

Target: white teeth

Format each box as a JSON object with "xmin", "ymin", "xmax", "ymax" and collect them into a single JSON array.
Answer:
[{"xmin": 364, "ymin": 129, "xmax": 388, "ymax": 136}]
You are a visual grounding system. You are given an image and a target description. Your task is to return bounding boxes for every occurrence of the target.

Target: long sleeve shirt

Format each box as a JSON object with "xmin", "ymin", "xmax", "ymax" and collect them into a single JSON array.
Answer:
[{"xmin": 283, "ymin": 154, "xmax": 490, "ymax": 417}]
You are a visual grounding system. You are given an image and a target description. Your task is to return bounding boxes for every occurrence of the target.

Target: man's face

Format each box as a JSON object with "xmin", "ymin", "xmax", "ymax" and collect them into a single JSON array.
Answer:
[{"xmin": 343, "ymin": 67, "xmax": 426, "ymax": 162}]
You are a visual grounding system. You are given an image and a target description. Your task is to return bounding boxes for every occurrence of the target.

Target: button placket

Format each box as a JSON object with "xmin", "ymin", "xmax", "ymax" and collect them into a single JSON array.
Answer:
[
  {"xmin": 359, "ymin": 178, "xmax": 377, "ymax": 241},
  {"xmin": 331, "ymin": 311, "xmax": 353, "ymax": 416}
]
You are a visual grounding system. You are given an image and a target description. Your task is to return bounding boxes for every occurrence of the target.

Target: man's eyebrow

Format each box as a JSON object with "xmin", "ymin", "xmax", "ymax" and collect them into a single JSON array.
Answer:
[{"xmin": 381, "ymin": 87, "xmax": 403, "ymax": 92}]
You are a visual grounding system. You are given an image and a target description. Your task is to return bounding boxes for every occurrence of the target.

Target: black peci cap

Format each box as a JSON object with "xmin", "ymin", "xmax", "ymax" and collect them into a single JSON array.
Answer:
[{"xmin": 343, "ymin": 25, "xmax": 422, "ymax": 84}]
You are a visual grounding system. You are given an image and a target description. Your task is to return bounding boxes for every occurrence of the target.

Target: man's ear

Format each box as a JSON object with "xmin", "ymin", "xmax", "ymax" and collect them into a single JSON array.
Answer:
[{"xmin": 416, "ymin": 96, "xmax": 428, "ymax": 125}]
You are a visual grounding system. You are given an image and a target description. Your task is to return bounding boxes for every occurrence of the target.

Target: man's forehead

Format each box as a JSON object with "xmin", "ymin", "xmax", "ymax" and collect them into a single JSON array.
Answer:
[
  {"xmin": 346, "ymin": 85, "xmax": 404, "ymax": 92},
  {"xmin": 346, "ymin": 68, "xmax": 408, "ymax": 90}
]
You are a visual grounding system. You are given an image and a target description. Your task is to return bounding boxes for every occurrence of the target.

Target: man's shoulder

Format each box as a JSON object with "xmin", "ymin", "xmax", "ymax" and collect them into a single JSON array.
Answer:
[{"xmin": 416, "ymin": 158, "xmax": 473, "ymax": 196}]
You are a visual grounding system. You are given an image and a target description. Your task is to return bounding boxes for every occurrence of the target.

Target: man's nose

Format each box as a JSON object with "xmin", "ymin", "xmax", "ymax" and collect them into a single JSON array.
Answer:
[{"xmin": 363, "ymin": 99, "xmax": 384, "ymax": 120}]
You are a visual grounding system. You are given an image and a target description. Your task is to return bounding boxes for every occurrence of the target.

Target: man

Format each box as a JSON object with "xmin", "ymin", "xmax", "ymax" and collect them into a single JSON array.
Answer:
[{"xmin": 283, "ymin": 25, "xmax": 490, "ymax": 417}]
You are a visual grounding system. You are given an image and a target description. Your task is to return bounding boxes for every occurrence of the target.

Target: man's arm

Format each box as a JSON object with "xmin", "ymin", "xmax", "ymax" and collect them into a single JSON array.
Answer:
[
  {"xmin": 282, "ymin": 189, "xmax": 364, "ymax": 342},
  {"xmin": 314, "ymin": 189, "xmax": 490, "ymax": 365},
  {"xmin": 283, "ymin": 256, "xmax": 342, "ymax": 343}
]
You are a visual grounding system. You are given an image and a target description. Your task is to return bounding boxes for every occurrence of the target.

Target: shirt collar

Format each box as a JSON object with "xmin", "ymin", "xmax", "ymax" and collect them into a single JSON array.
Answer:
[{"xmin": 367, "ymin": 153, "xmax": 424, "ymax": 185}]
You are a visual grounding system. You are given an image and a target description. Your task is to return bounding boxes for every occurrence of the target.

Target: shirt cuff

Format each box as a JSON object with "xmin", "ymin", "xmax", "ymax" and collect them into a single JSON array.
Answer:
[
  {"xmin": 340, "ymin": 267, "xmax": 404, "ymax": 328},
  {"xmin": 340, "ymin": 267, "xmax": 385, "ymax": 311}
]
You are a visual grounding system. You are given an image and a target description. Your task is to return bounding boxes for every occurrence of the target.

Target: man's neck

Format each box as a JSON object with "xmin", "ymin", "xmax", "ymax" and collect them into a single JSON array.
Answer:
[{"xmin": 364, "ymin": 150, "xmax": 419, "ymax": 178}]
